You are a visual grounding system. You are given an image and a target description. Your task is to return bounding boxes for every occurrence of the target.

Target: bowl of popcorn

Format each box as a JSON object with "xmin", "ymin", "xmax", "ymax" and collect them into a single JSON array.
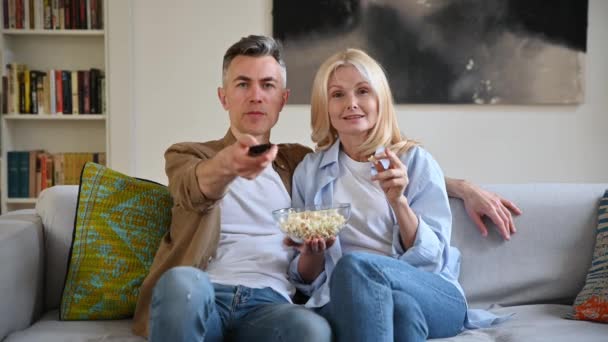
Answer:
[{"xmin": 272, "ymin": 203, "xmax": 351, "ymax": 243}]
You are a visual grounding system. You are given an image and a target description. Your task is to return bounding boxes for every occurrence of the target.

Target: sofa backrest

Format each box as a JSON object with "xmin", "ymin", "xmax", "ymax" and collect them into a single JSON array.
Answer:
[
  {"xmin": 36, "ymin": 183, "xmax": 608, "ymax": 312},
  {"xmin": 452, "ymin": 183, "xmax": 608, "ymax": 309}
]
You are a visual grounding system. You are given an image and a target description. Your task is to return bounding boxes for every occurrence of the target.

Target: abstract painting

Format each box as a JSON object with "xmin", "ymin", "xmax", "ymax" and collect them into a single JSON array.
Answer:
[{"xmin": 273, "ymin": 0, "xmax": 588, "ymax": 105}]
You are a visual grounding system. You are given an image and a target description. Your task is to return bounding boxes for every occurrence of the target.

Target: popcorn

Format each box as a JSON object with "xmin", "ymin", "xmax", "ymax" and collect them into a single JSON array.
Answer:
[{"xmin": 278, "ymin": 209, "xmax": 346, "ymax": 240}]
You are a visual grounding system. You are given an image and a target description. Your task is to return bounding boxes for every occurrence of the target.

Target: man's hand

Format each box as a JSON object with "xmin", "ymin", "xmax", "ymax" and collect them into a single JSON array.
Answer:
[
  {"xmin": 194, "ymin": 135, "xmax": 278, "ymax": 201},
  {"xmin": 460, "ymin": 182, "xmax": 522, "ymax": 240},
  {"xmin": 219, "ymin": 135, "xmax": 278, "ymax": 180}
]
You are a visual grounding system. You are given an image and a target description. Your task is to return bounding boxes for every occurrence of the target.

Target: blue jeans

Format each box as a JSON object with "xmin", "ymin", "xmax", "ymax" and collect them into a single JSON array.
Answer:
[
  {"xmin": 149, "ymin": 266, "xmax": 332, "ymax": 342},
  {"xmin": 318, "ymin": 252, "xmax": 466, "ymax": 342}
]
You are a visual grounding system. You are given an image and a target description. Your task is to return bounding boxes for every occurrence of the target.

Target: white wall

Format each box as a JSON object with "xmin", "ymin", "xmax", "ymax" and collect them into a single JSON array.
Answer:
[
  {"xmin": 128, "ymin": 0, "xmax": 608, "ymax": 185},
  {"xmin": 107, "ymin": 0, "xmax": 135, "ymax": 177}
]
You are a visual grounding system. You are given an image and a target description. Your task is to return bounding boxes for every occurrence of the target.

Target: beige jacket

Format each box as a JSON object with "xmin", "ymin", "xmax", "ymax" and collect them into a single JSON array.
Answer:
[{"xmin": 132, "ymin": 131, "xmax": 311, "ymax": 337}]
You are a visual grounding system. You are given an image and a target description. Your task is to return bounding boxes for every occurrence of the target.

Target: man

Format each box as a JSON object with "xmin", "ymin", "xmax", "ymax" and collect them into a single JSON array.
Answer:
[{"xmin": 132, "ymin": 35, "xmax": 520, "ymax": 341}]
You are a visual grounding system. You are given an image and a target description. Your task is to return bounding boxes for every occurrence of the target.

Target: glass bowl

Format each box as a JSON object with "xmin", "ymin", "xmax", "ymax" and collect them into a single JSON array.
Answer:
[{"xmin": 272, "ymin": 203, "xmax": 351, "ymax": 243}]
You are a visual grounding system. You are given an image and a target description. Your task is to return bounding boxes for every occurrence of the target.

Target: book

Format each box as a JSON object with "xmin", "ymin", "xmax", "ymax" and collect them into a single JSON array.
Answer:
[
  {"xmin": 7, "ymin": 151, "xmax": 19, "ymax": 198},
  {"xmin": 8, "ymin": 64, "xmax": 20, "ymax": 113},
  {"xmin": 17, "ymin": 64, "xmax": 25, "ymax": 113},
  {"xmin": 2, "ymin": 76, "xmax": 7, "ymax": 113},
  {"xmin": 64, "ymin": 0, "xmax": 70, "ymax": 29},
  {"xmin": 55, "ymin": 69, "xmax": 62, "ymax": 114},
  {"xmin": 23, "ymin": 66, "xmax": 30, "ymax": 113},
  {"xmin": 82, "ymin": 69, "xmax": 89, "ymax": 113},
  {"xmin": 43, "ymin": 0, "xmax": 51, "ymax": 29},
  {"xmin": 77, "ymin": 70, "xmax": 83, "ymax": 113},
  {"xmin": 8, "ymin": 0, "xmax": 16, "ymax": 29},
  {"xmin": 62, "ymin": 70, "xmax": 71, "ymax": 114},
  {"xmin": 30, "ymin": 70, "xmax": 38, "ymax": 114},
  {"xmin": 36, "ymin": 71, "xmax": 45, "ymax": 114},
  {"xmin": 48, "ymin": 69, "xmax": 56, "ymax": 114},
  {"xmin": 3, "ymin": 0, "xmax": 8, "ymax": 29},
  {"xmin": 18, "ymin": 151, "xmax": 30, "ymax": 198},
  {"xmin": 89, "ymin": 68, "xmax": 99, "ymax": 113},
  {"xmin": 71, "ymin": 70, "xmax": 79, "ymax": 114},
  {"xmin": 53, "ymin": 152, "xmax": 64, "ymax": 186}
]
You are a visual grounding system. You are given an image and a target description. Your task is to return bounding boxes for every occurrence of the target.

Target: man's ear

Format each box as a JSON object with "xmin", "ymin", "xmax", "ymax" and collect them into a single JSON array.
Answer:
[
  {"xmin": 282, "ymin": 88, "xmax": 290, "ymax": 107},
  {"xmin": 218, "ymin": 87, "xmax": 229, "ymax": 110}
]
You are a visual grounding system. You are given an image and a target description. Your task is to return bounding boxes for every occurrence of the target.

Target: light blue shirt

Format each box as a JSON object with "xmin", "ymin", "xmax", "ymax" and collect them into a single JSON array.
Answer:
[{"xmin": 288, "ymin": 139, "xmax": 507, "ymax": 329}]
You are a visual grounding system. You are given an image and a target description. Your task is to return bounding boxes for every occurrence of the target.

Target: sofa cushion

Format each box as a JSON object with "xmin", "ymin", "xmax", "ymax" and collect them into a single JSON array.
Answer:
[
  {"xmin": 4, "ymin": 310, "xmax": 144, "ymax": 342},
  {"xmin": 6, "ymin": 307, "xmax": 607, "ymax": 342},
  {"xmin": 432, "ymin": 304, "xmax": 608, "ymax": 341},
  {"xmin": 567, "ymin": 189, "xmax": 608, "ymax": 322},
  {"xmin": 36, "ymin": 185, "xmax": 79, "ymax": 311},
  {"xmin": 60, "ymin": 162, "xmax": 172, "ymax": 320}
]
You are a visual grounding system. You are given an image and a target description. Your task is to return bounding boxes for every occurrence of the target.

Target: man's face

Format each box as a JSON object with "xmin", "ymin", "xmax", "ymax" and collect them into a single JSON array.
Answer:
[{"xmin": 218, "ymin": 55, "xmax": 289, "ymax": 141}]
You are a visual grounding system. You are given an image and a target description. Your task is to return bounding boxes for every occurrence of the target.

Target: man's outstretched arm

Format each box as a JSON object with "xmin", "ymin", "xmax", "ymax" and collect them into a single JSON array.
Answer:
[
  {"xmin": 195, "ymin": 135, "xmax": 278, "ymax": 201},
  {"xmin": 165, "ymin": 135, "xmax": 277, "ymax": 211},
  {"xmin": 445, "ymin": 177, "xmax": 522, "ymax": 240}
]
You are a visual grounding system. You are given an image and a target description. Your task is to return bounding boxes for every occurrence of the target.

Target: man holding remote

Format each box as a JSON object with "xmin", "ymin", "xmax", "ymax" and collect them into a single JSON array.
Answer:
[{"xmin": 132, "ymin": 35, "xmax": 520, "ymax": 341}]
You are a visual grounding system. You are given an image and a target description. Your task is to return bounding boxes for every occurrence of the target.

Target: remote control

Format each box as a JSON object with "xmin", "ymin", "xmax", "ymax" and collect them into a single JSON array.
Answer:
[{"xmin": 248, "ymin": 143, "xmax": 273, "ymax": 156}]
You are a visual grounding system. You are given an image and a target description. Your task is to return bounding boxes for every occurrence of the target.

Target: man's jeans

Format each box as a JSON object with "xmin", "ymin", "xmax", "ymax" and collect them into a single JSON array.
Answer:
[
  {"xmin": 149, "ymin": 266, "xmax": 332, "ymax": 342},
  {"xmin": 318, "ymin": 252, "xmax": 467, "ymax": 342}
]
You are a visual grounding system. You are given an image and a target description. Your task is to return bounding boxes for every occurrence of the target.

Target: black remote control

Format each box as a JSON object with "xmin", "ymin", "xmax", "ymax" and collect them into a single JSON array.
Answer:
[{"xmin": 248, "ymin": 143, "xmax": 273, "ymax": 156}]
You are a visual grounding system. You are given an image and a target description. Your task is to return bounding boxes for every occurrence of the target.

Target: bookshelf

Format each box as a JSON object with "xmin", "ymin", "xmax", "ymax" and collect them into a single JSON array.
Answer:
[{"xmin": 0, "ymin": 0, "xmax": 108, "ymax": 213}]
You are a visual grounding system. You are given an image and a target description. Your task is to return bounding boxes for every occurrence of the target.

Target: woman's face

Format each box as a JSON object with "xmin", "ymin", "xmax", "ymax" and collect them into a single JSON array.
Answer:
[{"xmin": 327, "ymin": 65, "xmax": 379, "ymax": 139}]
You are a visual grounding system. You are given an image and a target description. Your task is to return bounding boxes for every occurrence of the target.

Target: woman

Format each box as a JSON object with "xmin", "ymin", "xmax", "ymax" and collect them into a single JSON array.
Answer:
[{"xmin": 288, "ymin": 49, "xmax": 504, "ymax": 342}]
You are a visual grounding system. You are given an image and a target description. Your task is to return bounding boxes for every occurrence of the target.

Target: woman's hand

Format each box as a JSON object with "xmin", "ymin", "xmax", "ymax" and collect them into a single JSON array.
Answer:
[
  {"xmin": 285, "ymin": 236, "xmax": 336, "ymax": 283},
  {"xmin": 284, "ymin": 236, "xmax": 336, "ymax": 255},
  {"xmin": 371, "ymin": 149, "xmax": 419, "ymax": 249},
  {"xmin": 371, "ymin": 149, "xmax": 409, "ymax": 205}
]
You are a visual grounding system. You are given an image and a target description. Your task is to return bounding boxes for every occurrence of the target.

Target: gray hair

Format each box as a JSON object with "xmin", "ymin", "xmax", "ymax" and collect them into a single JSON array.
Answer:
[{"xmin": 222, "ymin": 35, "xmax": 287, "ymax": 86}]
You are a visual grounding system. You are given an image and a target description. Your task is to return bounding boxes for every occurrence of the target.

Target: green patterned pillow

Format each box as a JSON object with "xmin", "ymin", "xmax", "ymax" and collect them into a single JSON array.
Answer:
[
  {"xmin": 60, "ymin": 162, "xmax": 172, "ymax": 320},
  {"xmin": 567, "ymin": 189, "xmax": 608, "ymax": 322}
]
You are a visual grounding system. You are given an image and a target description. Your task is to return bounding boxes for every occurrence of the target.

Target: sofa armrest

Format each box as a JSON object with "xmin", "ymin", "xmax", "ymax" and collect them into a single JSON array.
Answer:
[{"xmin": 0, "ymin": 210, "xmax": 44, "ymax": 340}]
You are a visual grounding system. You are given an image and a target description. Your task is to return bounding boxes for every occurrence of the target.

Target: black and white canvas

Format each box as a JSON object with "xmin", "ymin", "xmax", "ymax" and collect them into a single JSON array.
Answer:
[{"xmin": 273, "ymin": 0, "xmax": 588, "ymax": 105}]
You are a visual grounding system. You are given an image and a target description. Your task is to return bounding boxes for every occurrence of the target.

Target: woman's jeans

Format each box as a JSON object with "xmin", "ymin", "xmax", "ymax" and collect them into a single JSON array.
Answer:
[
  {"xmin": 149, "ymin": 266, "xmax": 332, "ymax": 342},
  {"xmin": 318, "ymin": 252, "xmax": 466, "ymax": 342}
]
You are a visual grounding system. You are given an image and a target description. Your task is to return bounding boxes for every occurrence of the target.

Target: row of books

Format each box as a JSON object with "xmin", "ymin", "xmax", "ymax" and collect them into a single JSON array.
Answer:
[
  {"xmin": 2, "ymin": 63, "xmax": 105, "ymax": 115},
  {"xmin": 2, "ymin": 0, "xmax": 103, "ymax": 30},
  {"xmin": 7, "ymin": 150, "xmax": 105, "ymax": 198}
]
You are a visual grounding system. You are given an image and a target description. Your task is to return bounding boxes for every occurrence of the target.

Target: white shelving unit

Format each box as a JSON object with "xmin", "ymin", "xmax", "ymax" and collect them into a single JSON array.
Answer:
[
  {"xmin": 0, "ymin": 1, "xmax": 108, "ymax": 213},
  {"xmin": 3, "ymin": 114, "xmax": 106, "ymax": 120},
  {"xmin": 1, "ymin": 29, "xmax": 103, "ymax": 36}
]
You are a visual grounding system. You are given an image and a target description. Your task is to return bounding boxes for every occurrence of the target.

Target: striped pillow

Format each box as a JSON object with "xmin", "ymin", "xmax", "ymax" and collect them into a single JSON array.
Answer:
[{"xmin": 567, "ymin": 190, "xmax": 608, "ymax": 322}]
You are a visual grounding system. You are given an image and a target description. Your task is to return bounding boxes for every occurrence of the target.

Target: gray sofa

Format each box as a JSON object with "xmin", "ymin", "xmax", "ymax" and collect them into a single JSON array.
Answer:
[{"xmin": 1, "ymin": 184, "xmax": 607, "ymax": 341}]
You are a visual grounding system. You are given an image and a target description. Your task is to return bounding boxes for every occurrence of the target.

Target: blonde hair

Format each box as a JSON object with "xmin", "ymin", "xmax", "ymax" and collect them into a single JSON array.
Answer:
[{"xmin": 310, "ymin": 48, "xmax": 418, "ymax": 156}]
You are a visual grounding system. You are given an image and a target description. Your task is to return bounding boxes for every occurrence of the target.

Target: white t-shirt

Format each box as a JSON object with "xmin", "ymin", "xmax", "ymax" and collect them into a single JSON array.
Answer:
[
  {"xmin": 333, "ymin": 151, "xmax": 395, "ymax": 256},
  {"xmin": 206, "ymin": 164, "xmax": 294, "ymax": 301}
]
